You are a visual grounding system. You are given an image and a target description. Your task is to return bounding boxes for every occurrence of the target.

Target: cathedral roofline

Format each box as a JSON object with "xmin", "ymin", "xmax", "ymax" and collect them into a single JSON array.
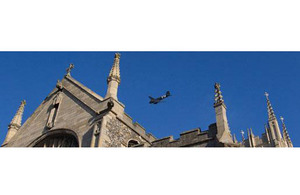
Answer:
[
  {"xmin": 64, "ymin": 75, "xmax": 157, "ymax": 143},
  {"xmin": 102, "ymin": 97, "xmax": 125, "ymax": 109},
  {"xmin": 180, "ymin": 128, "xmax": 201, "ymax": 136},
  {"xmin": 2, "ymin": 54, "xmax": 293, "ymax": 148},
  {"xmin": 65, "ymin": 75, "xmax": 104, "ymax": 101}
]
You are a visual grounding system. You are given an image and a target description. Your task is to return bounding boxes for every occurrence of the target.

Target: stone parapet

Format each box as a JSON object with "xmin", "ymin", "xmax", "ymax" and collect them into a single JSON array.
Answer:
[{"xmin": 151, "ymin": 127, "xmax": 217, "ymax": 147}]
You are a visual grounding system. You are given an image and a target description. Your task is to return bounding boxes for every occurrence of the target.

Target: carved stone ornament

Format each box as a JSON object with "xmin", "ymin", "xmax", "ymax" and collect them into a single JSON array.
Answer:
[
  {"xmin": 56, "ymin": 80, "xmax": 63, "ymax": 89},
  {"xmin": 46, "ymin": 92, "xmax": 63, "ymax": 129},
  {"xmin": 94, "ymin": 123, "xmax": 101, "ymax": 136},
  {"xmin": 66, "ymin": 63, "xmax": 74, "ymax": 76},
  {"xmin": 53, "ymin": 92, "xmax": 63, "ymax": 105},
  {"xmin": 105, "ymin": 118, "xmax": 141, "ymax": 147}
]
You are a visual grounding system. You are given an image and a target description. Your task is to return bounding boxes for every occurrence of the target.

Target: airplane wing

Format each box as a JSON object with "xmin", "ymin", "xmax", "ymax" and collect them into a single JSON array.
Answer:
[
  {"xmin": 159, "ymin": 95, "xmax": 167, "ymax": 100},
  {"xmin": 166, "ymin": 91, "xmax": 171, "ymax": 97}
]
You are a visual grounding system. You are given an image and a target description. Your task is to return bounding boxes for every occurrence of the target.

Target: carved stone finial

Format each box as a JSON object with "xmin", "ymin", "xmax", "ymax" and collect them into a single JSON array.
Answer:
[
  {"xmin": 264, "ymin": 92, "xmax": 269, "ymax": 98},
  {"xmin": 214, "ymin": 82, "xmax": 224, "ymax": 107},
  {"xmin": 215, "ymin": 83, "xmax": 221, "ymax": 91},
  {"xmin": 107, "ymin": 53, "xmax": 121, "ymax": 84},
  {"xmin": 3, "ymin": 100, "xmax": 27, "ymax": 145},
  {"xmin": 9, "ymin": 100, "xmax": 26, "ymax": 128},
  {"xmin": 265, "ymin": 92, "xmax": 276, "ymax": 121},
  {"xmin": 240, "ymin": 130, "xmax": 245, "ymax": 141},
  {"xmin": 21, "ymin": 100, "xmax": 26, "ymax": 106},
  {"xmin": 280, "ymin": 116, "xmax": 284, "ymax": 123},
  {"xmin": 66, "ymin": 63, "xmax": 74, "ymax": 76},
  {"xmin": 115, "ymin": 53, "xmax": 121, "ymax": 59},
  {"xmin": 56, "ymin": 80, "xmax": 63, "ymax": 89}
]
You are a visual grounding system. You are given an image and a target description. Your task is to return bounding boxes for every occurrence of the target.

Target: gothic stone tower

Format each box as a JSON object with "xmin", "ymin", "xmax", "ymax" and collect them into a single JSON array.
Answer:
[
  {"xmin": 240, "ymin": 92, "xmax": 293, "ymax": 148},
  {"xmin": 264, "ymin": 92, "xmax": 288, "ymax": 147},
  {"xmin": 2, "ymin": 100, "xmax": 26, "ymax": 146},
  {"xmin": 213, "ymin": 83, "xmax": 233, "ymax": 144}
]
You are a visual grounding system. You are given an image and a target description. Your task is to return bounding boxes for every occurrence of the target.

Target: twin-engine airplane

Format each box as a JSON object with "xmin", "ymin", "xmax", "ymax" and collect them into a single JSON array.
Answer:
[{"xmin": 149, "ymin": 91, "xmax": 171, "ymax": 104}]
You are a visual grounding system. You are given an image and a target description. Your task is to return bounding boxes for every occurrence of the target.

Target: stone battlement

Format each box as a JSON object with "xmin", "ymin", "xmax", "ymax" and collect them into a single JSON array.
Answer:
[{"xmin": 151, "ymin": 125, "xmax": 217, "ymax": 147}]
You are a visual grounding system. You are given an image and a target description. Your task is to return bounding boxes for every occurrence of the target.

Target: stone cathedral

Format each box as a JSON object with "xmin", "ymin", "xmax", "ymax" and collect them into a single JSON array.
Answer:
[{"xmin": 1, "ymin": 53, "xmax": 293, "ymax": 147}]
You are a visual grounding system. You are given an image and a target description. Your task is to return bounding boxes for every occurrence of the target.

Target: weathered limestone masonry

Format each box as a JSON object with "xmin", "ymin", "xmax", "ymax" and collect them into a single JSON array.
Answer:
[
  {"xmin": 1, "ymin": 53, "xmax": 293, "ymax": 147},
  {"xmin": 151, "ymin": 124, "xmax": 237, "ymax": 147},
  {"xmin": 213, "ymin": 83, "xmax": 233, "ymax": 144},
  {"xmin": 2, "ymin": 100, "xmax": 26, "ymax": 145},
  {"xmin": 241, "ymin": 93, "xmax": 293, "ymax": 148},
  {"xmin": 2, "ymin": 54, "xmax": 155, "ymax": 147}
]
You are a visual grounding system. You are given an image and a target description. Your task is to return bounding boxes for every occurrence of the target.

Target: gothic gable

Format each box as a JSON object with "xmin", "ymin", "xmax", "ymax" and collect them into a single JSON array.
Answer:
[
  {"xmin": 5, "ymin": 76, "xmax": 106, "ymax": 147},
  {"xmin": 5, "ymin": 75, "xmax": 156, "ymax": 147}
]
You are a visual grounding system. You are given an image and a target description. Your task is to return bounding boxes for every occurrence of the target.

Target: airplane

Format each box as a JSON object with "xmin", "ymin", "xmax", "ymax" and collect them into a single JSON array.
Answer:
[{"xmin": 149, "ymin": 91, "xmax": 171, "ymax": 104}]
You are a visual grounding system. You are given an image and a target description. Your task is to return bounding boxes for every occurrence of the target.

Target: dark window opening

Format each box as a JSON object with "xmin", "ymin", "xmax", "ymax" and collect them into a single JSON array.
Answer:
[
  {"xmin": 128, "ymin": 140, "xmax": 139, "ymax": 147},
  {"xmin": 34, "ymin": 133, "xmax": 79, "ymax": 147}
]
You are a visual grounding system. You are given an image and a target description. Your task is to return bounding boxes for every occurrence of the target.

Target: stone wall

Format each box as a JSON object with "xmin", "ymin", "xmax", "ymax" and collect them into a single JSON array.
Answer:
[
  {"xmin": 5, "ymin": 76, "xmax": 156, "ymax": 147},
  {"xmin": 6, "ymin": 86, "xmax": 97, "ymax": 147},
  {"xmin": 151, "ymin": 124, "xmax": 219, "ymax": 147}
]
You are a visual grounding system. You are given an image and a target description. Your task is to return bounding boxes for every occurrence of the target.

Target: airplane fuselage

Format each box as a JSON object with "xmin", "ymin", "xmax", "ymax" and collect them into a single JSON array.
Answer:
[{"xmin": 149, "ymin": 91, "xmax": 171, "ymax": 104}]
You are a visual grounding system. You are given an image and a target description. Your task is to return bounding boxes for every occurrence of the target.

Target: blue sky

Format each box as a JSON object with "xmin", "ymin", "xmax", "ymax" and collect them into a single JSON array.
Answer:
[{"xmin": 0, "ymin": 52, "xmax": 299, "ymax": 146}]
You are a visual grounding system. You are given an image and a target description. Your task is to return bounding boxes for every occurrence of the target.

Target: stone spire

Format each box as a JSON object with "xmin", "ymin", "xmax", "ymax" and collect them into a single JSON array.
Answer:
[
  {"xmin": 247, "ymin": 129, "xmax": 251, "ymax": 147},
  {"xmin": 247, "ymin": 128, "xmax": 255, "ymax": 147},
  {"xmin": 280, "ymin": 116, "xmax": 293, "ymax": 147},
  {"xmin": 105, "ymin": 53, "xmax": 121, "ymax": 100},
  {"xmin": 213, "ymin": 83, "xmax": 233, "ymax": 144},
  {"xmin": 265, "ymin": 92, "xmax": 276, "ymax": 121},
  {"xmin": 264, "ymin": 124, "xmax": 271, "ymax": 145},
  {"xmin": 264, "ymin": 92, "xmax": 283, "ymax": 146},
  {"xmin": 2, "ymin": 100, "xmax": 26, "ymax": 145},
  {"xmin": 214, "ymin": 83, "xmax": 225, "ymax": 108},
  {"xmin": 9, "ymin": 100, "xmax": 26, "ymax": 129},
  {"xmin": 107, "ymin": 53, "xmax": 121, "ymax": 84},
  {"xmin": 233, "ymin": 134, "xmax": 238, "ymax": 143},
  {"xmin": 240, "ymin": 130, "xmax": 245, "ymax": 142}
]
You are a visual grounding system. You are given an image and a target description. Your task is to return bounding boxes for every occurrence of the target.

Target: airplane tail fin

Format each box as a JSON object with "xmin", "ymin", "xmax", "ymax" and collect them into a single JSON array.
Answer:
[
  {"xmin": 166, "ymin": 91, "xmax": 171, "ymax": 97},
  {"xmin": 149, "ymin": 96, "xmax": 154, "ymax": 100}
]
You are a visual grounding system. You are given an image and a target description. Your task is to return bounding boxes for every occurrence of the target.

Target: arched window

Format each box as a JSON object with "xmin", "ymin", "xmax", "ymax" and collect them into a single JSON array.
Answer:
[
  {"xmin": 128, "ymin": 140, "xmax": 139, "ymax": 147},
  {"xmin": 33, "ymin": 132, "xmax": 79, "ymax": 147}
]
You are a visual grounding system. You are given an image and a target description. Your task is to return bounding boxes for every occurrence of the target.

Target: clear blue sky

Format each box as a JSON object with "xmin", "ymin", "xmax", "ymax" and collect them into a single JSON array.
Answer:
[{"xmin": 0, "ymin": 52, "xmax": 299, "ymax": 146}]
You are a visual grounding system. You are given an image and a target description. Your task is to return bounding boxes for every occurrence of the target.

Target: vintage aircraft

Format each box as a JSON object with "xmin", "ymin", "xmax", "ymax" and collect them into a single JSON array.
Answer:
[{"xmin": 149, "ymin": 91, "xmax": 171, "ymax": 104}]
